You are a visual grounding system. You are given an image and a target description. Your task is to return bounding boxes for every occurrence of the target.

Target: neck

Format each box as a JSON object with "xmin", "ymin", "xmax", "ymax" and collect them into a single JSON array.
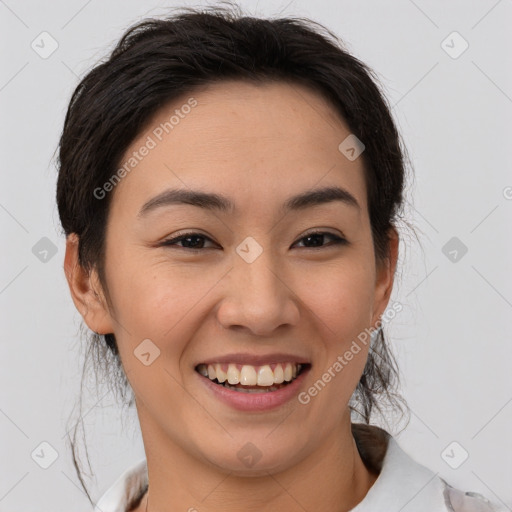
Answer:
[{"xmin": 135, "ymin": 409, "xmax": 378, "ymax": 512}]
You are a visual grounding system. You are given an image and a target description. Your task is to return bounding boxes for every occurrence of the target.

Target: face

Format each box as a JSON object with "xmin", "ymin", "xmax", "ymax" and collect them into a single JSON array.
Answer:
[{"xmin": 66, "ymin": 80, "xmax": 397, "ymax": 475}]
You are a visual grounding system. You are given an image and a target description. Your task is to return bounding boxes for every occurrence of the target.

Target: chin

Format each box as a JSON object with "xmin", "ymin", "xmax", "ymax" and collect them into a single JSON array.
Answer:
[{"xmin": 197, "ymin": 436, "xmax": 307, "ymax": 476}]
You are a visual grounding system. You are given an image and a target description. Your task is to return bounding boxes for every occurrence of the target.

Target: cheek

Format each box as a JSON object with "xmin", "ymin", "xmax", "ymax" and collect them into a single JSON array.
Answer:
[
  {"xmin": 302, "ymin": 259, "xmax": 375, "ymax": 343},
  {"xmin": 109, "ymin": 267, "xmax": 210, "ymax": 399},
  {"xmin": 296, "ymin": 262, "xmax": 375, "ymax": 414},
  {"xmin": 108, "ymin": 259, "xmax": 221, "ymax": 348}
]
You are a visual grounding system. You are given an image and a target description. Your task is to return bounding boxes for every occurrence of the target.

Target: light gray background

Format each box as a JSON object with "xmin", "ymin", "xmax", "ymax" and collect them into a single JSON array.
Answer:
[{"xmin": 1, "ymin": 0, "xmax": 511, "ymax": 510}]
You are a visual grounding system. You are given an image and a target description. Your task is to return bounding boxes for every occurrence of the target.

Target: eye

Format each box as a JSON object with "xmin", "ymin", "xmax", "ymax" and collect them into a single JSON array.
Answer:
[
  {"xmin": 292, "ymin": 230, "xmax": 348, "ymax": 249},
  {"xmin": 159, "ymin": 230, "xmax": 348, "ymax": 252},
  {"xmin": 159, "ymin": 232, "xmax": 218, "ymax": 251}
]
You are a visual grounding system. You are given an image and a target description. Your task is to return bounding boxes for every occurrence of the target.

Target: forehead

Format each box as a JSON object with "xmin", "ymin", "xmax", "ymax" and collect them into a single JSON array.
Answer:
[{"xmin": 110, "ymin": 79, "xmax": 368, "ymax": 220}]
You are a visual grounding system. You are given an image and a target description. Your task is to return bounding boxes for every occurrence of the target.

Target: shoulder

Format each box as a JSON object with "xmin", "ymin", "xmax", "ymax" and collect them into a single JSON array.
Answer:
[
  {"xmin": 94, "ymin": 458, "xmax": 148, "ymax": 512},
  {"xmin": 441, "ymin": 480, "xmax": 508, "ymax": 512},
  {"xmin": 351, "ymin": 423, "xmax": 508, "ymax": 512}
]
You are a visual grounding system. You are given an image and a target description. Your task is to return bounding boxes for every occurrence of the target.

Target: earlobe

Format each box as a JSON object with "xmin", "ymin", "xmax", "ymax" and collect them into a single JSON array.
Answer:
[
  {"xmin": 371, "ymin": 228, "xmax": 399, "ymax": 328},
  {"xmin": 63, "ymin": 233, "xmax": 114, "ymax": 335}
]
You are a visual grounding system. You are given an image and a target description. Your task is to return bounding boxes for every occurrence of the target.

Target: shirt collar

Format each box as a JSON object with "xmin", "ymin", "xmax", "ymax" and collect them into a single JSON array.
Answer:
[{"xmin": 350, "ymin": 430, "xmax": 451, "ymax": 511}]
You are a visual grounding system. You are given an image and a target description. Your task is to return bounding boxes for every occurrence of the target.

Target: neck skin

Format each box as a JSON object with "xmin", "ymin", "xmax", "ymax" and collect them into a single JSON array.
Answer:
[{"xmin": 131, "ymin": 403, "xmax": 379, "ymax": 512}]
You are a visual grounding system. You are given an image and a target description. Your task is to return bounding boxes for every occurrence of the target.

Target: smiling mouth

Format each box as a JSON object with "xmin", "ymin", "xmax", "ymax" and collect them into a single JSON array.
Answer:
[{"xmin": 195, "ymin": 362, "xmax": 310, "ymax": 393}]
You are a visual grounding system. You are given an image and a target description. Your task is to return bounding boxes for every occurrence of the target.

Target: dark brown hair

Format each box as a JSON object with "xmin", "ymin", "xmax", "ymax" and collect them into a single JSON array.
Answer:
[{"xmin": 56, "ymin": 2, "xmax": 412, "ymax": 503}]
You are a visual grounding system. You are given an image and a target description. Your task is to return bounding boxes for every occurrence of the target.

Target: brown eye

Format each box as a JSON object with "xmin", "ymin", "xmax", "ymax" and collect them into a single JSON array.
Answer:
[
  {"xmin": 160, "ymin": 232, "xmax": 218, "ymax": 251},
  {"xmin": 293, "ymin": 231, "xmax": 347, "ymax": 249}
]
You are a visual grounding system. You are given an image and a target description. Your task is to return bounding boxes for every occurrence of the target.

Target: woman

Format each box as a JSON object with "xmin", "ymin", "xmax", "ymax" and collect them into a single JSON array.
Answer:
[{"xmin": 56, "ymin": 4, "xmax": 506, "ymax": 512}]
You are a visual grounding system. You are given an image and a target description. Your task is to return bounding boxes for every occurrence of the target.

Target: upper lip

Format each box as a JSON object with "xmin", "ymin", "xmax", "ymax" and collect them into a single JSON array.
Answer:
[{"xmin": 196, "ymin": 352, "xmax": 311, "ymax": 367}]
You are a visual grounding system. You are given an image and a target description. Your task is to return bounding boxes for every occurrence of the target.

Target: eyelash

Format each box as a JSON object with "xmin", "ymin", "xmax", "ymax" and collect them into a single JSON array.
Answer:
[{"xmin": 159, "ymin": 230, "xmax": 348, "ymax": 252}]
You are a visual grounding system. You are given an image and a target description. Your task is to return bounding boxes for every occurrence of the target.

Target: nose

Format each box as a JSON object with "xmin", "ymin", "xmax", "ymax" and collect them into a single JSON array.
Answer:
[{"xmin": 216, "ymin": 247, "xmax": 300, "ymax": 336}]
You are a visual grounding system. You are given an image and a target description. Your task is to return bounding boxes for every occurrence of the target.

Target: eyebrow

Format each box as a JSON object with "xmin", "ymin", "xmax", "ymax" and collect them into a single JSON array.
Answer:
[{"xmin": 137, "ymin": 185, "xmax": 360, "ymax": 218}]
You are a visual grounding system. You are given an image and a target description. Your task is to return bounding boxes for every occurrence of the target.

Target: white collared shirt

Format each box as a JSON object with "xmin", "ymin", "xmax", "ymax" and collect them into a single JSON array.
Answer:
[{"xmin": 94, "ymin": 427, "xmax": 507, "ymax": 512}]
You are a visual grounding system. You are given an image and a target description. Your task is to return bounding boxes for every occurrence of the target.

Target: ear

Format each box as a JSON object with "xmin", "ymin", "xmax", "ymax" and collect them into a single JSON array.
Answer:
[
  {"xmin": 371, "ymin": 227, "xmax": 399, "ymax": 328},
  {"xmin": 63, "ymin": 233, "xmax": 115, "ymax": 335}
]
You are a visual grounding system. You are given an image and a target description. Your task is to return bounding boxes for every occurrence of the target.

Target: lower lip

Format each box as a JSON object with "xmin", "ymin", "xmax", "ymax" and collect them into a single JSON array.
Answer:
[{"xmin": 196, "ymin": 366, "xmax": 311, "ymax": 412}]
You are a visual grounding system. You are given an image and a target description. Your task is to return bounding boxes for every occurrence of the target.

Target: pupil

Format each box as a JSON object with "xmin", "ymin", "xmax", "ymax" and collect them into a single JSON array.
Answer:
[
  {"xmin": 305, "ymin": 234, "xmax": 323, "ymax": 247},
  {"xmin": 185, "ymin": 235, "xmax": 203, "ymax": 248}
]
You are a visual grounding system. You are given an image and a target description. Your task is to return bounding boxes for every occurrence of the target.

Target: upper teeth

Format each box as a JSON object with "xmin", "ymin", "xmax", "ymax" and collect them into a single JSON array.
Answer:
[{"xmin": 196, "ymin": 363, "xmax": 303, "ymax": 386}]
